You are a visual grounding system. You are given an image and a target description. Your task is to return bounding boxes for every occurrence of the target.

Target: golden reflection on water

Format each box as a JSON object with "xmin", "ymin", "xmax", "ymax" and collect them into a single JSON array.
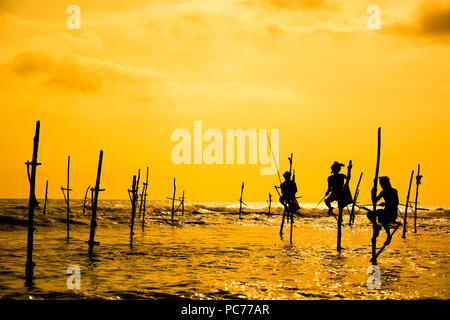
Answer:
[{"xmin": 0, "ymin": 206, "xmax": 448, "ymax": 300}]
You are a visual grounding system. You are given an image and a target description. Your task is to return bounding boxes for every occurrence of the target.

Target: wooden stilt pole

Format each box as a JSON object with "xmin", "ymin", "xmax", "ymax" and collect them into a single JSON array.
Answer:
[
  {"xmin": 349, "ymin": 172, "xmax": 363, "ymax": 225},
  {"xmin": 83, "ymin": 185, "xmax": 90, "ymax": 215},
  {"xmin": 371, "ymin": 127, "xmax": 381, "ymax": 264},
  {"xmin": 267, "ymin": 193, "xmax": 272, "ymax": 217},
  {"xmin": 402, "ymin": 170, "xmax": 414, "ymax": 239},
  {"xmin": 337, "ymin": 161, "xmax": 352, "ymax": 252},
  {"xmin": 337, "ymin": 206, "xmax": 343, "ymax": 251},
  {"xmin": 136, "ymin": 169, "xmax": 141, "ymax": 216},
  {"xmin": 167, "ymin": 179, "xmax": 184, "ymax": 221},
  {"xmin": 25, "ymin": 121, "xmax": 41, "ymax": 286},
  {"xmin": 90, "ymin": 187, "xmax": 94, "ymax": 212},
  {"xmin": 171, "ymin": 178, "xmax": 176, "ymax": 222},
  {"xmin": 142, "ymin": 167, "xmax": 148, "ymax": 228},
  {"xmin": 139, "ymin": 168, "xmax": 147, "ymax": 219},
  {"xmin": 279, "ymin": 205, "xmax": 286, "ymax": 237},
  {"xmin": 87, "ymin": 151, "xmax": 104, "ymax": 255},
  {"xmin": 413, "ymin": 164, "xmax": 422, "ymax": 233},
  {"xmin": 128, "ymin": 175, "xmax": 137, "ymax": 248},
  {"xmin": 43, "ymin": 180, "xmax": 48, "ymax": 215},
  {"xmin": 239, "ymin": 182, "xmax": 244, "ymax": 219},
  {"xmin": 61, "ymin": 156, "xmax": 72, "ymax": 241},
  {"xmin": 373, "ymin": 222, "xmax": 402, "ymax": 261},
  {"xmin": 288, "ymin": 153, "xmax": 293, "ymax": 177},
  {"xmin": 289, "ymin": 209, "xmax": 294, "ymax": 244},
  {"xmin": 181, "ymin": 190, "xmax": 185, "ymax": 216}
]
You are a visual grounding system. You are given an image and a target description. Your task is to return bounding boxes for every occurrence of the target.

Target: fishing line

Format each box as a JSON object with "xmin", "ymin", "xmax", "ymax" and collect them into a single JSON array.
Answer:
[{"xmin": 267, "ymin": 133, "xmax": 282, "ymax": 185}]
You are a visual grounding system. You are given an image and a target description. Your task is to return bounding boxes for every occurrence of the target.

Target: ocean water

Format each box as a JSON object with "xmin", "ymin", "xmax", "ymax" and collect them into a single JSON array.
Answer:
[{"xmin": 0, "ymin": 199, "xmax": 448, "ymax": 300}]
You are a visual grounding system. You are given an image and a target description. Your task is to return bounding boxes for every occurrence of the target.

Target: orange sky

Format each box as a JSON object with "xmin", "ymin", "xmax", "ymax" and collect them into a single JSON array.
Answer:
[{"xmin": 0, "ymin": 0, "xmax": 449, "ymax": 206}]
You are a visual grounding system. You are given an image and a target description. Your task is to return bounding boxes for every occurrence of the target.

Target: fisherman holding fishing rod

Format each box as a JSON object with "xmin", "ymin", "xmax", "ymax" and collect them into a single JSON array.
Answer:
[
  {"xmin": 274, "ymin": 155, "xmax": 300, "ymax": 241},
  {"xmin": 324, "ymin": 161, "xmax": 353, "ymax": 220},
  {"xmin": 266, "ymin": 133, "xmax": 300, "ymax": 239},
  {"xmin": 278, "ymin": 171, "xmax": 298, "ymax": 215}
]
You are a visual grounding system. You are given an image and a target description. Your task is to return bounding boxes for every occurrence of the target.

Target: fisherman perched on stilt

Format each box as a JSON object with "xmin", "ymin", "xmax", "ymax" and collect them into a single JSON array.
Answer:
[
  {"xmin": 366, "ymin": 176, "xmax": 400, "ymax": 245},
  {"xmin": 276, "ymin": 170, "xmax": 299, "ymax": 241},
  {"xmin": 324, "ymin": 161, "xmax": 352, "ymax": 219},
  {"xmin": 279, "ymin": 171, "xmax": 298, "ymax": 214}
]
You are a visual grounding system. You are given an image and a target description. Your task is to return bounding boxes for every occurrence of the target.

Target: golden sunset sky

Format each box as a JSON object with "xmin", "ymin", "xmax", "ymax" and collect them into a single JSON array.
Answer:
[{"xmin": 1, "ymin": 0, "xmax": 449, "ymax": 206}]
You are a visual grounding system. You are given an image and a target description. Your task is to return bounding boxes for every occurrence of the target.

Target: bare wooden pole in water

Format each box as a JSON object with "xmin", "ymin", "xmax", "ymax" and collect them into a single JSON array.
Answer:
[
  {"xmin": 402, "ymin": 170, "xmax": 415, "ymax": 239},
  {"xmin": 25, "ymin": 121, "xmax": 41, "ymax": 286},
  {"xmin": 128, "ymin": 175, "xmax": 137, "ymax": 248},
  {"xmin": 141, "ymin": 167, "xmax": 149, "ymax": 228},
  {"xmin": 349, "ymin": 172, "xmax": 363, "ymax": 226},
  {"xmin": 267, "ymin": 193, "xmax": 272, "ymax": 216},
  {"xmin": 82, "ymin": 185, "xmax": 90, "ymax": 215},
  {"xmin": 61, "ymin": 156, "xmax": 72, "ymax": 240},
  {"xmin": 337, "ymin": 160, "xmax": 352, "ymax": 252},
  {"xmin": 90, "ymin": 187, "xmax": 94, "ymax": 211},
  {"xmin": 289, "ymin": 207, "xmax": 294, "ymax": 244},
  {"xmin": 135, "ymin": 169, "xmax": 141, "ymax": 216},
  {"xmin": 87, "ymin": 150, "xmax": 104, "ymax": 255},
  {"xmin": 171, "ymin": 178, "xmax": 176, "ymax": 222},
  {"xmin": 139, "ymin": 168, "xmax": 148, "ymax": 219},
  {"xmin": 371, "ymin": 127, "xmax": 381, "ymax": 264},
  {"xmin": 181, "ymin": 190, "xmax": 185, "ymax": 216},
  {"xmin": 239, "ymin": 182, "xmax": 244, "ymax": 219},
  {"xmin": 43, "ymin": 180, "xmax": 48, "ymax": 215},
  {"xmin": 413, "ymin": 164, "xmax": 422, "ymax": 233}
]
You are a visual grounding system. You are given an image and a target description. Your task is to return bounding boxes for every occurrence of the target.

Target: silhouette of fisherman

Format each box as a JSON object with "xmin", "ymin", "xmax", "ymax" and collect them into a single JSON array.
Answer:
[
  {"xmin": 324, "ymin": 161, "xmax": 352, "ymax": 219},
  {"xmin": 367, "ymin": 176, "xmax": 400, "ymax": 245},
  {"xmin": 279, "ymin": 171, "xmax": 298, "ymax": 213}
]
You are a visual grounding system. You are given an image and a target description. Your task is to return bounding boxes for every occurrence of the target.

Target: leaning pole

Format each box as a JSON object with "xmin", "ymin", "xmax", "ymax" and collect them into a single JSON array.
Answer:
[
  {"xmin": 25, "ymin": 121, "xmax": 41, "ymax": 285},
  {"xmin": 371, "ymin": 127, "xmax": 381, "ymax": 264}
]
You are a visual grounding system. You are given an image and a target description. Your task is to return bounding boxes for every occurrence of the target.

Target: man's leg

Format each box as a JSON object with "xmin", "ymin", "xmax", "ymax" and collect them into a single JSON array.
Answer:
[
  {"xmin": 367, "ymin": 210, "xmax": 382, "ymax": 237},
  {"xmin": 337, "ymin": 205, "xmax": 344, "ymax": 223},
  {"xmin": 382, "ymin": 222, "xmax": 392, "ymax": 245},
  {"xmin": 325, "ymin": 196, "xmax": 334, "ymax": 216}
]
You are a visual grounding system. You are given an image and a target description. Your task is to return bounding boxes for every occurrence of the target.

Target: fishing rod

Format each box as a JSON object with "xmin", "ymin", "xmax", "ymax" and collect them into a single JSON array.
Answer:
[
  {"xmin": 267, "ymin": 133, "xmax": 283, "ymax": 199},
  {"xmin": 310, "ymin": 194, "xmax": 338, "ymax": 221},
  {"xmin": 398, "ymin": 203, "xmax": 429, "ymax": 211},
  {"xmin": 311, "ymin": 195, "xmax": 326, "ymax": 214},
  {"xmin": 267, "ymin": 133, "xmax": 282, "ymax": 186}
]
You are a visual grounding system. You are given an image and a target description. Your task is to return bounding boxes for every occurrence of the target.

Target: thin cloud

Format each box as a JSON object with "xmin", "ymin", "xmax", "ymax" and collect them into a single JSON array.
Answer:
[
  {"xmin": 387, "ymin": 2, "xmax": 450, "ymax": 42},
  {"xmin": 420, "ymin": 5, "xmax": 450, "ymax": 35},
  {"xmin": 242, "ymin": 0, "xmax": 336, "ymax": 10},
  {"xmin": 8, "ymin": 49, "xmax": 174, "ymax": 93}
]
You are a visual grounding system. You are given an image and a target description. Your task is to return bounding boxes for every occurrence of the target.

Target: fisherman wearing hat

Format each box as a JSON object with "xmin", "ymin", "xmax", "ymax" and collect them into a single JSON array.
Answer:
[
  {"xmin": 368, "ymin": 176, "xmax": 400, "ymax": 245},
  {"xmin": 324, "ymin": 161, "xmax": 350, "ymax": 218}
]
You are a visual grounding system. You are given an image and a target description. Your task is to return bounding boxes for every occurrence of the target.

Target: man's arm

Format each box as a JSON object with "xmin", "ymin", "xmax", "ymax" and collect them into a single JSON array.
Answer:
[
  {"xmin": 371, "ymin": 188, "xmax": 383, "ymax": 204},
  {"xmin": 376, "ymin": 191, "xmax": 383, "ymax": 203},
  {"xmin": 325, "ymin": 176, "xmax": 332, "ymax": 196}
]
